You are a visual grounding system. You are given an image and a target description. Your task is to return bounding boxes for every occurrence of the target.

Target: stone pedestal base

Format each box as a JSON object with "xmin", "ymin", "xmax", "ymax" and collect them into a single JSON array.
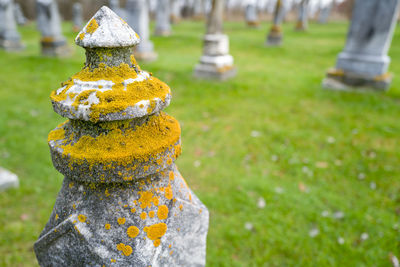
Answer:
[
  {"xmin": 246, "ymin": 21, "xmax": 260, "ymax": 28},
  {"xmin": 266, "ymin": 27, "xmax": 283, "ymax": 46},
  {"xmin": 41, "ymin": 38, "xmax": 71, "ymax": 57},
  {"xmin": 194, "ymin": 60, "xmax": 237, "ymax": 81},
  {"xmin": 322, "ymin": 68, "xmax": 392, "ymax": 91},
  {"xmin": 0, "ymin": 38, "xmax": 24, "ymax": 51}
]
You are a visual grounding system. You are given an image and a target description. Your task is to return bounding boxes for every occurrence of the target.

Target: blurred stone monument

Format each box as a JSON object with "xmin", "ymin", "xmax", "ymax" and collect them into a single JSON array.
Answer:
[
  {"xmin": 267, "ymin": 0, "xmax": 284, "ymax": 46},
  {"xmin": 194, "ymin": 0, "xmax": 236, "ymax": 80},
  {"xmin": 245, "ymin": 0, "xmax": 259, "ymax": 27},
  {"xmin": 295, "ymin": 0, "xmax": 309, "ymax": 31},
  {"xmin": 34, "ymin": 6, "xmax": 209, "ymax": 266},
  {"xmin": 126, "ymin": 0, "xmax": 158, "ymax": 62},
  {"xmin": 0, "ymin": 0, "xmax": 24, "ymax": 51},
  {"xmin": 36, "ymin": 0, "xmax": 69, "ymax": 57},
  {"xmin": 323, "ymin": 0, "xmax": 400, "ymax": 91},
  {"xmin": 155, "ymin": 0, "xmax": 172, "ymax": 36},
  {"xmin": 72, "ymin": 3, "xmax": 83, "ymax": 32},
  {"xmin": 108, "ymin": 0, "xmax": 127, "ymax": 19},
  {"xmin": 0, "ymin": 167, "xmax": 19, "ymax": 192},
  {"xmin": 170, "ymin": 0, "xmax": 181, "ymax": 24},
  {"xmin": 13, "ymin": 2, "xmax": 26, "ymax": 25},
  {"xmin": 193, "ymin": 0, "xmax": 205, "ymax": 20},
  {"xmin": 318, "ymin": 1, "xmax": 333, "ymax": 24}
]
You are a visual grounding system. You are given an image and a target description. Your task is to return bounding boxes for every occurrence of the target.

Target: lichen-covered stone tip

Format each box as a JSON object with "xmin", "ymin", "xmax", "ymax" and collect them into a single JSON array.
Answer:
[{"xmin": 34, "ymin": 6, "xmax": 209, "ymax": 266}]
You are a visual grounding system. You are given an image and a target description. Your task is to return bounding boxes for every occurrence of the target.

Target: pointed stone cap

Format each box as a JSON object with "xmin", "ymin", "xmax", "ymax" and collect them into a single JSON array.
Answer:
[{"xmin": 75, "ymin": 6, "xmax": 140, "ymax": 48}]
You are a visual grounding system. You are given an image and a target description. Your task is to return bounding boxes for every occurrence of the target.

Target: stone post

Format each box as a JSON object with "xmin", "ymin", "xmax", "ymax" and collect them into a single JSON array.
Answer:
[
  {"xmin": 72, "ymin": 3, "xmax": 83, "ymax": 32},
  {"xmin": 155, "ymin": 0, "xmax": 172, "ymax": 36},
  {"xmin": 13, "ymin": 2, "xmax": 26, "ymax": 25},
  {"xmin": 245, "ymin": 0, "xmax": 259, "ymax": 28},
  {"xmin": 193, "ymin": 0, "xmax": 205, "ymax": 20},
  {"xmin": 266, "ymin": 0, "xmax": 284, "ymax": 46},
  {"xmin": 318, "ymin": 1, "xmax": 333, "ymax": 24},
  {"xmin": 36, "ymin": 0, "xmax": 69, "ymax": 57},
  {"xmin": 194, "ymin": 0, "xmax": 237, "ymax": 80},
  {"xmin": 34, "ymin": 6, "xmax": 209, "ymax": 266},
  {"xmin": 295, "ymin": 0, "xmax": 309, "ymax": 31},
  {"xmin": 170, "ymin": 0, "xmax": 181, "ymax": 24},
  {"xmin": 0, "ymin": 0, "xmax": 24, "ymax": 51},
  {"xmin": 126, "ymin": 0, "xmax": 158, "ymax": 62},
  {"xmin": 323, "ymin": 0, "xmax": 400, "ymax": 91}
]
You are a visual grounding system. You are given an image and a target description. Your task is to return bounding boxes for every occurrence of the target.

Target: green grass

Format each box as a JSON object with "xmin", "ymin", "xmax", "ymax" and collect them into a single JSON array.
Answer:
[{"xmin": 1, "ymin": 20, "xmax": 400, "ymax": 266}]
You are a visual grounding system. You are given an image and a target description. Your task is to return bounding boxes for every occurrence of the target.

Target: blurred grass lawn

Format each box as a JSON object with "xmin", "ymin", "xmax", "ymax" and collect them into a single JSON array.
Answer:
[{"xmin": 0, "ymin": 20, "xmax": 400, "ymax": 266}]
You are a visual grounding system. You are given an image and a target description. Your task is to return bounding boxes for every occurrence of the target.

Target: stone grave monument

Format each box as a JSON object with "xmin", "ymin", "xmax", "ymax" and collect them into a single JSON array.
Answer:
[
  {"xmin": 194, "ymin": 0, "xmax": 237, "ymax": 80},
  {"xmin": 295, "ymin": 0, "xmax": 309, "ymax": 31},
  {"xmin": 34, "ymin": 6, "xmax": 209, "ymax": 266},
  {"xmin": 170, "ymin": 0, "xmax": 181, "ymax": 24},
  {"xmin": 126, "ymin": 0, "xmax": 158, "ymax": 62},
  {"xmin": 0, "ymin": 167, "xmax": 19, "ymax": 192},
  {"xmin": 72, "ymin": 2, "xmax": 83, "ymax": 32},
  {"xmin": 193, "ymin": 0, "xmax": 205, "ymax": 20},
  {"xmin": 0, "ymin": 0, "xmax": 24, "ymax": 51},
  {"xmin": 13, "ymin": 2, "xmax": 26, "ymax": 25},
  {"xmin": 36, "ymin": 0, "xmax": 69, "ymax": 57},
  {"xmin": 155, "ymin": 0, "xmax": 172, "ymax": 36},
  {"xmin": 323, "ymin": 0, "xmax": 400, "ymax": 91},
  {"xmin": 318, "ymin": 1, "xmax": 333, "ymax": 24},
  {"xmin": 245, "ymin": 0, "xmax": 259, "ymax": 27},
  {"xmin": 266, "ymin": 0, "xmax": 285, "ymax": 46}
]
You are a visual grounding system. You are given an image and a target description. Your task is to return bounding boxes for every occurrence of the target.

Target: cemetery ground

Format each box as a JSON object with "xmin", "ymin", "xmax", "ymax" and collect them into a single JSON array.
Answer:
[{"xmin": 0, "ymin": 20, "xmax": 400, "ymax": 266}]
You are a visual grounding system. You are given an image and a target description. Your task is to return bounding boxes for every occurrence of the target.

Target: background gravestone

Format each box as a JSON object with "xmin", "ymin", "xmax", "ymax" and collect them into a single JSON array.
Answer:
[
  {"xmin": 266, "ymin": 0, "xmax": 284, "ymax": 46},
  {"xmin": 295, "ymin": 0, "xmax": 309, "ymax": 31},
  {"xmin": 0, "ymin": 0, "xmax": 24, "ymax": 51},
  {"xmin": 323, "ymin": 0, "xmax": 400, "ymax": 91},
  {"xmin": 245, "ymin": 0, "xmax": 259, "ymax": 27},
  {"xmin": 154, "ymin": 0, "xmax": 171, "ymax": 36},
  {"xmin": 13, "ymin": 2, "xmax": 26, "ymax": 25},
  {"xmin": 72, "ymin": 2, "xmax": 83, "ymax": 32},
  {"xmin": 34, "ymin": 6, "xmax": 209, "ymax": 266}
]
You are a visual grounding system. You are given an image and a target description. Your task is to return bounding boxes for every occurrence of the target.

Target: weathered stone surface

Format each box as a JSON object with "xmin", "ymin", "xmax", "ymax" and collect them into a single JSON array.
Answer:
[
  {"xmin": 35, "ymin": 6, "xmax": 209, "ymax": 266},
  {"xmin": 0, "ymin": 0, "xmax": 24, "ymax": 51},
  {"xmin": 323, "ymin": 0, "xmax": 400, "ymax": 91},
  {"xmin": 295, "ymin": 0, "xmax": 309, "ymax": 31},
  {"xmin": 154, "ymin": 0, "xmax": 171, "ymax": 36},
  {"xmin": 0, "ymin": 167, "xmax": 19, "ymax": 192},
  {"xmin": 13, "ymin": 2, "xmax": 26, "ymax": 25},
  {"xmin": 194, "ymin": 0, "xmax": 237, "ymax": 80},
  {"xmin": 245, "ymin": 1, "xmax": 259, "ymax": 27},
  {"xmin": 266, "ymin": 0, "xmax": 284, "ymax": 46},
  {"xmin": 72, "ymin": 3, "xmax": 83, "ymax": 32},
  {"xmin": 126, "ymin": 0, "xmax": 158, "ymax": 62},
  {"xmin": 36, "ymin": 0, "xmax": 69, "ymax": 56}
]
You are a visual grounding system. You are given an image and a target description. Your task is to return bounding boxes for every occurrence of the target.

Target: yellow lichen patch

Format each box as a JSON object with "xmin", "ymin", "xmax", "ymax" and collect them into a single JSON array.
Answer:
[
  {"xmin": 169, "ymin": 172, "xmax": 174, "ymax": 181},
  {"xmin": 78, "ymin": 214, "xmax": 86, "ymax": 222},
  {"xmin": 140, "ymin": 212, "xmax": 147, "ymax": 220},
  {"xmin": 153, "ymin": 197, "xmax": 160, "ymax": 206},
  {"xmin": 105, "ymin": 223, "xmax": 111, "ymax": 230},
  {"xmin": 179, "ymin": 204, "xmax": 183, "ymax": 211},
  {"xmin": 105, "ymin": 189, "xmax": 110, "ymax": 197},
  {"xmin": 116, "ymin": 243, "xmax": 125, "ymax": 251},
  {"xmin": 164, "ymin": 185, "xmax": 173, "ymax": 200},
  {"xmin": 86, "ymin": 18, "xmax": 99, "ymax": 34},
  {"xmin": 153, "ymin": 239, "xmax": 161, "ymax": 247},
  {"xmin": 69, "ymin": 182, "xmax": 74, "ymax": 188},
  {"xmin": 55, "ymin": 214, "xmax": 59, "ymax": 220},
  {"xmin": 149, "ymin": 211, "xmax": 155, "ymax": 218},
  {"xmin": 138, "ymin": 191, "xmax": 158, "ymax": 209},
  {"xmin": 79, "ymin": 32, "xmax": 85, "ymax": 40},
  {"xmin": 131, "ymin": 208, "xmax": 136, "ymax": 213},
  {"xmin": 127, "ymin": 226, "xmax": 140, "ymax": 238},
  {"xmin": 48, "ymin": 126, "xmax": 66, "ymax": 143},
  {"xmin": 143, "ymin": 223, "xmax": 167, "ymax": 242},
  {"xmin": 111, "ymin": 259, "xmax": 116, "ymax": 263},
  {"xmin": 51, "ymin": 113, "xmax": 181, "ymax": 168},
  {"xmin": 116, "ymin": 243, "xmax": 133, "ymax": 256},
  {"xmin": 157, "ymin": 205, "xmax": 169, "ymax": 220},
  {"xmin": 118, "ymin": 217, "xmax": 126, "ymax": 225}
]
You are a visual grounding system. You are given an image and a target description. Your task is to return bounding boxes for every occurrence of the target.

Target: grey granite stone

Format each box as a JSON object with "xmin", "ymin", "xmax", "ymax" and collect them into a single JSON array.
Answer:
[
  {"xmin": 36, "ymin": 0, "xmax": 69, "ymax": 57},
  {"xmin": 170, "ymin": 0, "xmax": 182, "ymax": 24},
  {"xmin": 13, "ymin": 2, "xmax": 26, "ymax": 25},
  {"xmin": 126, "ymin": 0, "xmax": 158, "ymax": 62},
  {"xmin": 0, "ymin": 167, "xmax": 19, "ymax": 192},
  {"xmin": 266, "ymin": 0, "xmax": 284, "ymax": 46},
  {"xmin": 72, "ymin": 3, "xmax": 83, "ymax": 32},
  {"xmin": 154, "ymin": 0, "xmax": 171, "ymax": 36},
  {"xmin": 194, "ymin": 0, "xmax": 237, "ymax": 80},
  {"xmin": 35, "ymin": 6, "xmax": 209, "ymax": 266},
  {"xmin": 324, "ymin": 0, "xmax": 400, "ymax": 91},
  {"xmin": 295, "ymin": 0, "xmax": 309, "ymax": 31},
  {"xmin": 0, "ymin": 0, "xmax": 24, "ymax": 51},
  {"xmin": 245, "ymin": 1, "xmax": 259, "ymax": 27},
  {"xmin": 318, "ymin": 2, "xmax": 333, "ymax": 24}
]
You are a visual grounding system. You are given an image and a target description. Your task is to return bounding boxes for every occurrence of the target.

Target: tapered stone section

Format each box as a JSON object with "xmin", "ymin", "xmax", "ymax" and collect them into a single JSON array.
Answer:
[
  {"xmin": 126, "ymin": 0, "xmax": 158, "ymax": 62},
  {"xmin": 245, "ymin": 0, "xmax": 259, "ymax": 27},
  {"xmin": 72, "ymin": 3, "xmax": 83, "ymax": 32},
  {"xmin": 0, "ymin": 0, "xmax": 24, "ymax": 51},
  {"xmin": 154, "ymin": 0, "xmax": 172, "ymax": 36},
  {"xmin": 34, "ymin": 6, "xmax": 209, "ymax": 266},
  {"xmin": 36, "ymin": 0, "xmax": 69, "ymax": 57},
  {"xmin": 323, "ymin": 0, "xmax": 400, "ymax": 91},
  {"xmin": 295, "ymin": 0, "xmax": 309, "ymax": 31},
  {"xmin": 194, "ymin": 0, "xmax": 237, "ymax": 80},
  {"xmin": 266, "ymin": 0, "xmax": 284, "ymax": 46}
]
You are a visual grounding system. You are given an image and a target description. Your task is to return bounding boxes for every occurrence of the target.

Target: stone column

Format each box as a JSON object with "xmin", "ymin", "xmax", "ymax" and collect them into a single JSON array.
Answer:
[
  {"xmin": 0, "ymin": 0, "xmax": 24, "ymax": 51},
  {"xmin": 295, "ymin": 0, "xmax": 309, "ymax": 31},
  {"xmin": 34, "ymin": 6, "xmax": 209, "ymax": 266},
  {"xmin": 245, "ymin": 0, "xmax": 259, "ymax": 27},
  {"xmin": 72, "ymin": 3, "xmax": 83, "ymax": 32},
  {"xmin": 323, "ymin": 0, "xmax": 400, "ymax": 91},
  {"xmin": 193, "ymin": 0, "xmax": 205, "ymax": 20},
  {"xmin": 36, "ymin": 0, "xmax": 69, "ymax": 57},
  {"xmin": 318, "ymin": 1, "xmax": 333, "ymax": 24},
  {"xmin": 13, "ymin": 2, "xmax": 26, "ymax": 25},
  {"xmin": 155, "ymin": 0, "xmax": 172, "ymax": 36},
  {"xmin": 126, "ymin": 0, "xmax": 158, "ymax": 62},
  {"xmin": 266, "ymin": 0, "xmax": 284, "ymax": 46},
  {"xmin": 170, "ymin": 0, "xmax": 181, "ymax": 24},
  {"xmin": 194, "ymin": 0, "xmax": 237, "ymax": 80}
]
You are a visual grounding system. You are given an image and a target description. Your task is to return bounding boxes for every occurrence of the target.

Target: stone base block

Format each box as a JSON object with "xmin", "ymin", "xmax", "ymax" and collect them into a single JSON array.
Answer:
[
  {"xmin": 322, "ymin": 69, "xmax": 392, "ymax": 91},
  {"xmin": 295, "ymin": 21, "xmax": 307, "ymax": 31},
  {"xmin": 266, "ymin": 33, "xmax": 283, "ymax": 46},
  {"xmin": 0, "ymin": 167, "xmax": 19, "ymax": 192},
  {"xmin": 246, "ymin": 21, "xmax": 260, "ymax": 28},
  {"xmin": 0, "ymin": 38, "xmax": 24, "ymax": 51},
  {"xmin": 194, "ymin": 63, "xmax": 237, "ymax": 81},
  {"xmin": 41, "ymin": 39, "xmax": 71, "ymax": 57}
]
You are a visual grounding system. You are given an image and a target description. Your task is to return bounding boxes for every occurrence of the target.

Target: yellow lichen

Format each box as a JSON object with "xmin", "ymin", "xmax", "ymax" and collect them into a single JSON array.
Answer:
[
  {"xmin": 164, "ymin": 185, "xmax": 173, "ymax": 200},
  {"xmin": 153, "ymin": 239, "xmax": 161, "ymax": 247},
  {"xmin": 143, "ymin": 223, "xmax": 167, "ymax": 241},
  {"xmin": 131, "ymin": 208, "xmax": 136, "ymax": 213},
  {"xmin": 157, "ymin": 205, "xmax": 169, "ymax": 220},
  {"xmin": 78, "ymin": 214, "xmax": 86, "ymax": 222},
  {"xmin": 79, "ymin": 32, "xmax": 85, "ymax": 40},
  {"xmin": 149, "ymin": 211, "xmax": 155, "ymax": 218},
  {"xmin": 169, "ymin": 172, "xmax": 174, "ymax": 181},
  {"xmin": 86, "ymin": 18, "xmax": 99, "ymax": 34},
  {"xmin": 118, "ymin": 217, "xmax": 126, "ymax": 225},
  {"xmin": 127, "ymin": 226, "xmax": 140, "ymax": 238},
  {"xmin": 105, "ymin": 223, "xmax": 111, "ymax": 230},
  {"xmin": 140, "ymin": 212, "xmax": 147, "ymax": 220},
  {"xmin": 116, "ymin": 243, "xmax": 133, "ymax": 256}
]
